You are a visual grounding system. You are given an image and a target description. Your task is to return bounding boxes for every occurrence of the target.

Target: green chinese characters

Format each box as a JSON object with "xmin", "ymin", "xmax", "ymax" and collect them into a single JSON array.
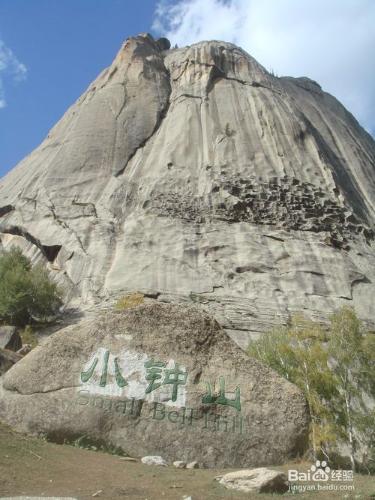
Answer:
[
  {"xmin": 80, "ymin": 352, "xmax": 189, "ymax": 402},
  {"xmin": 80, "ymin": 349, "xmax": 127, "ymax": 388},
  {"xmin": 144, "ymin": 358, "xmax": 187, "ymax": 402},
  {"xmin": 202, "ymin": 376, "xmax": 241, "ymax": 412},
  {"xmin": 80, "ymin": 352, "xmax": 241, "ymax": 411}
]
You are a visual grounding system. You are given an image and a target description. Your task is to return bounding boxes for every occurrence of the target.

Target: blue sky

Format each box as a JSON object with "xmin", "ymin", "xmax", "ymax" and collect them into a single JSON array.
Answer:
[
  {"xmin": 0, "ymin": 0, "xmax": 158, "ymax": 178},
  {"xmin": 1, "ymin": 0, "xmax": 374, "ymax": 179}
]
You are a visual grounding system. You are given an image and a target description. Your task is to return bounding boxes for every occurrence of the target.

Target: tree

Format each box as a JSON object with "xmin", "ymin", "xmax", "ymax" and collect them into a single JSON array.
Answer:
[
  {"xmin": 0, "ymin": 247, "xmax": 62, "ymax": 326},
  {"xmin": 248, "ymin": 308, "xmax": 375, "ymax": 470},
  {"xmin": 357, "ymin": 410, "xmax": 375, "ymax": 474},
  {"xmin": 249, "ymin": 315, "xmax": 339, "ymax": 461},
  {"xmin": 328, "ymin": 307, "xmax": 375, "ymax": 472}
]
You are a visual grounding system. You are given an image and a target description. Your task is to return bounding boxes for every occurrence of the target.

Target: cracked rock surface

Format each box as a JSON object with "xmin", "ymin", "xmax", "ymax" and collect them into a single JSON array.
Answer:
[{"xmin": 1, "ymin": 33, "xmax": 375, "ymax": 344}]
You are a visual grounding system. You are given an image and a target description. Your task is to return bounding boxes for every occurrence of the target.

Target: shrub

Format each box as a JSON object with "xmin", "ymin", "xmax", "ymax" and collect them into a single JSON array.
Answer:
[
  {"xmin": 115, "ymin": 292, "xmax": 144, "ymax": 311},
  {"xmin": 20, "ymin": 325, "xmax": 38, "ymax": 349},
  {"xmin": 0, "ymin": 247, "xmax": 62, "ymax": 326}
]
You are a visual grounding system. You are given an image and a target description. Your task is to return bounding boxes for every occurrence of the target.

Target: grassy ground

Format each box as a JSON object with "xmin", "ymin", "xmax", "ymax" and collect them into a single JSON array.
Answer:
[{"xmin": 0, "ymin": 422, "xmax": 374, "ymax": 500}]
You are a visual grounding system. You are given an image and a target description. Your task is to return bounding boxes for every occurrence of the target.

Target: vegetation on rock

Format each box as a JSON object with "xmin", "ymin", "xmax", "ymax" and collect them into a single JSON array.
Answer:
[{"xmin": 115, "ymin": 292, "xmax": 144, "ymax": 310}]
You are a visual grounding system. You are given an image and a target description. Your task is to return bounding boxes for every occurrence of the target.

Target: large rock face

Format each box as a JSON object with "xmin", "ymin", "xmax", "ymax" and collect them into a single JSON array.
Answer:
[
  {"xmin": 0, "ymin": 302, "xmax": 308, "ymax": 467},
  {"xmin": 1, "ymin": 33, "xmax": 375, "ymax": 344}
]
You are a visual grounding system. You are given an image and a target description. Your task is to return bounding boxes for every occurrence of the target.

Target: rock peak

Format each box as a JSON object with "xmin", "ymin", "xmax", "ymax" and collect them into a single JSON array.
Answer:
[{"xmin": 1, "ymin": 34, "xmax": 375, "ymax": 340}]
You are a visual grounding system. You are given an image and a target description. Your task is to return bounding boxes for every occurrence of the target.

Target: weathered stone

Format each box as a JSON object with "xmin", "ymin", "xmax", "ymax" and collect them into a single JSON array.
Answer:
[
  {"xmin": 0, "ymin": 326, "xmax": 22, "ymax": 352},
  {"xmin": 156, "ymin": 37, "xmax": 171, "ymax": 51},
  {"xmin": 17, "ymin": 344, "xmax": 32, "ymax": 356},
  {"xmin": 0, "ymin": 302, "xmax": 308, "ymax": 468},
  {"xmin": 173, "ymin": 460, "xmax": 187, "ymax": 468},
  {"xmin": 217, "ymin": 467, "xmax": 288, "ymax": 493},
  {"xmin": 186, "ymin": 461, "xmax": 199, "ymax": 469},
  {"xmin": 1, "ymin": 35, "xmax": 375, "ymax": 346},
  {"xmin": 0, "ymin": 348, "xmax": 22, "ymax": 376},
  {"xmin": 173, "ymin": 460, "xmax": 187, "ymax": 469},
  {"xmin": 141, "ymin": 456, "xmax": 168, "ymax": 466}
]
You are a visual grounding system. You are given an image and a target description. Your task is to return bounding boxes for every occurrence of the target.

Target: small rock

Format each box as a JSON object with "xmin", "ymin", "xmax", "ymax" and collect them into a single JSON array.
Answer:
[
  {"xmin": 0, "ymin": 325, "xmax": 22, "ymax": 351},
  {"xmin": 173, "ymin": 460, "xmax": 187, "ymax": 468},
  {"xmin": 156, "ymin": 37, "xmax": 171, "ymax": 51},
  {"xmin": 141, "ymin": 455, "xmax": 168, "ymax": 466},
  {"xmin": 0, "ymin": 348, "xmax": 22, "ymax": 375},
  {"xmin": 186, "ymin": 461, "xmax": 199, "ymax": 469},
  {"xmin": 218, "ymin": 467, "xmax": 288, "ymax": 494},
  {"xmin": 92, "ymin": 490, "xmax": 103, "ymax": 497},
  {"xmin": 119, "ymin": 456, "xmax": 137, "ymax": 462},
  {"xmin": 17, "ymin": 344, "xmax": 32, "ymax": 356}
]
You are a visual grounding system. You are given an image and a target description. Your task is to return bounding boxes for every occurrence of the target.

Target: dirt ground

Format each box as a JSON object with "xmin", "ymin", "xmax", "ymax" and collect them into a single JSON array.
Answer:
[{"xmin": 0, "ymin": 423, "xmax": 374, "ymax": 500}]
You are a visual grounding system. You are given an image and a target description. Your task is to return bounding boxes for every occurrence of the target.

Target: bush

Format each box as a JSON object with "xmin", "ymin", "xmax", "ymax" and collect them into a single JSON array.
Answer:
[
  {"xmin": 0, "ymin": 247, "xmax": 62, "ymax": 326},
  {"xmin": 20, "ymin": 325, "xmax": 38, "ymax": 349}
]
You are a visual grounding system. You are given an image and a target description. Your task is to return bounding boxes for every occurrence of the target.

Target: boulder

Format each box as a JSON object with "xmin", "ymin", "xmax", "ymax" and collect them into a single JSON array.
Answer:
[
  {"xmin": 156, "ymin": 37, "xmax": 171, "ymax": 51},
  {"xmin": 186, "ymin": 461, "xmax": 199, "ymax": 469},
  {"xmin": 0, "ymin": 348, "xmax": 22, "ymax": 375},
  {"xmin": 217, "ymin": 467, "xmax": 289, "ymax": 493},
  {"xmin": 0, "ymin": 302, "xmax": 308, "ymax": 467},
  {"xmin": 173, "ymin": 460, "xmax": 187, "ymax": 468},
  {"xmin": 141, "ymin": 455, "xmax": 168, "ymax": 466},
  {"xmin": 0, "ymin": 326, "xmax": 22, "ymax": 351}
]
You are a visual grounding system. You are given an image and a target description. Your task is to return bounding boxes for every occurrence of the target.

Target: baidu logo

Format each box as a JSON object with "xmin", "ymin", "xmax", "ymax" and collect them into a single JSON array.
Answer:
[
  {"xmin": 288, "ymin": 460, "xmax": 353, "ymax": 483},
  {"xmin": 310, "ymin": 460, "xmax": 330, "ymax": 481}
]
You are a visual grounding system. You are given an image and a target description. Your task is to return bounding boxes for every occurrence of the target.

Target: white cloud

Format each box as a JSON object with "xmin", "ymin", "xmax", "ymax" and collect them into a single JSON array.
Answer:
[
  {"xmin": 0, "ymin": 80, "xmax": 6, "ymax": 108},
  {"xmin": 0, "ymin": 38, "xmax": 27, "ymax": 109},
  {"xmin": 153, "ymin": 0, "xmax": 375, "ymax": 135}
]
